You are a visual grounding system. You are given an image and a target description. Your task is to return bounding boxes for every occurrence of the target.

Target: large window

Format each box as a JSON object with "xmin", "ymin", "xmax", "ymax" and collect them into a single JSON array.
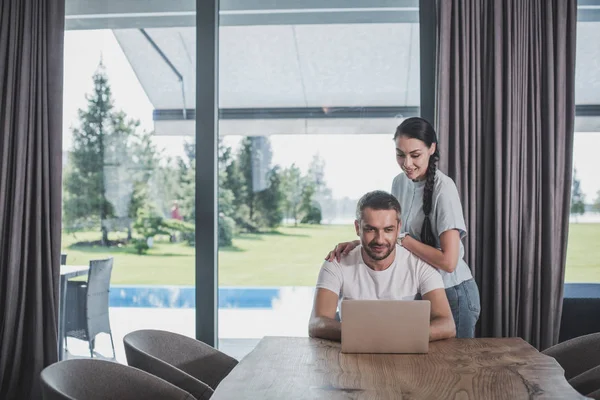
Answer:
[
  {"xmin": 62, "ymin": 8, "xmax": 196, "ymax": 361},
  {"xmin": 565, "ymin": 17, "xmax": 600, "ymax": 283},
  {"xmin": 216, "ymin": 4, "xmax": 420, "ymax": 342}
]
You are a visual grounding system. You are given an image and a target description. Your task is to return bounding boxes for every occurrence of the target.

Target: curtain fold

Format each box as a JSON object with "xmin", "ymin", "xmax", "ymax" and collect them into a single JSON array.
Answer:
[
  {"xmin": 0, "ymin": 0, "xmax": 65, "ymax": 398},
  {"xmin": 435, "ymin": 0, "xmax": 577, "ymax": 350}
]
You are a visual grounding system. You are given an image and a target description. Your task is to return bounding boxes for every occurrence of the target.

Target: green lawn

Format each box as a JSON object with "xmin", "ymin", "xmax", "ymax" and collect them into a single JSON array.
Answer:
[
  {"xmin": 62, "ymin": 223, "xmax": 600, "ymax": 286},
  {"xmin": 62, "ymin": 224, "xmax": 355, "ymax": 286},
  {"xmin": 565, "ymin": 223, "xmax": 600, "ymax": 283}
]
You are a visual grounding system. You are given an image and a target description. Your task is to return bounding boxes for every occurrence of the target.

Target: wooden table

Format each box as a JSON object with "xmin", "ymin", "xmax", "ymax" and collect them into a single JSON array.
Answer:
[
  {"xmin": 212, "ymin": 337, "xmax": 588, "ymax": 399},
  {"xmin": 58, "ymin": 265, "xmax": 89, "ymax": 361}
]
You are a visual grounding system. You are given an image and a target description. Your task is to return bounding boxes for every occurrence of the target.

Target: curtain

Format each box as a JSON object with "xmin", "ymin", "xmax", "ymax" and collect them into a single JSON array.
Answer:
[
  {"xmin": 435, "ymin": 0, "xmax": 577, "ymax": 350},
  {"xmin": 0, "ymin": 0, "xmax": 65, "ymax": 398}
]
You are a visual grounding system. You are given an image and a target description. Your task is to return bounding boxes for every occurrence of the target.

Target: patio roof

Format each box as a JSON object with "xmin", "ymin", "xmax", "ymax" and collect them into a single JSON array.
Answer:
[{"xmin": 66, "ymin": 0, "xmax": 600, "ymax": 134}]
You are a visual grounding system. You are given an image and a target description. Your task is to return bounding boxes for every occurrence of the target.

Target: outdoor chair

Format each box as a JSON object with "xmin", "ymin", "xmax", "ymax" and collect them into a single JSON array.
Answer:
[{"xmin": 65, "ymin": 258, "xmax": 115, "ymax": 358}]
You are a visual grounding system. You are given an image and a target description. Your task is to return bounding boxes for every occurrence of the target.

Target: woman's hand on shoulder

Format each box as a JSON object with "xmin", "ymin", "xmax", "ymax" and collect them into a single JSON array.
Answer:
[{"xmin": 325, "ymin": 240, "xmax": 360, "ymax": 262}]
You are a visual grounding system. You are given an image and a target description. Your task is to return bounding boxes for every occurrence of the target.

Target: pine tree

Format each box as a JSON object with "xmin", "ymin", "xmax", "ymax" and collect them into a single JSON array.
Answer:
[{"xmin": 63, "ymin": 61, "xmax": 142, "ymax": 245}]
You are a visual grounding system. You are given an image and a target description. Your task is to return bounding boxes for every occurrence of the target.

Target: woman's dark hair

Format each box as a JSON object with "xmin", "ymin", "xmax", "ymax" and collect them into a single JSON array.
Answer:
[{"xmin": 394, "ymin": 117, "xmax": 440, "ymax": 247}]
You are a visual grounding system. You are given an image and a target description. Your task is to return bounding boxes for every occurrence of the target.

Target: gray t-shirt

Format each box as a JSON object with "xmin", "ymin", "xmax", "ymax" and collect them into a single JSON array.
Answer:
[{"xmin": 391, "ymin": 169, "xmax": 473, "ymax": 288}]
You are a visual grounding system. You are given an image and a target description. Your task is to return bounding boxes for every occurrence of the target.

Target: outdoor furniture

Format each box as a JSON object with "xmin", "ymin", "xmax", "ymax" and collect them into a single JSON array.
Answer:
[
  {"xmin": 124, "ymin": 329, "xmax": 238, "ymax": 399},
  {"xmin": 65, "ymin": 258, "xmax": 115, "ymax": 359},
  {"xmin": 60, "ymin": 253, "xmax": 67, "ymax": 265},
  {"xmin": 211, "ymin": 336, "xmax": 586, "ymax": 399},
  {"xmin": 58, "ymin": 264, "xmax": 90, "ymax": 361},
  {"xmin": 40, "ymin": 359, "xmax": 195, "ymax": 400}
]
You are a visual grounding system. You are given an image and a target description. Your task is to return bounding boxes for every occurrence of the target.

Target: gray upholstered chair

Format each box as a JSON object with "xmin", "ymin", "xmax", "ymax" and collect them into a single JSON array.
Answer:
[
  {"xmin": 543, "ymin": 332, "xmax": 600, "ymax": 380},
  {"xmin": 588, "ymin": 387, "xmax": 600, "ymax": 400},
  {"xmin": 123, "ymin": 330, "xmax": 238, "ymax": 399},
  {"xmin": 40, "ymin": 359, "xmax": 196, "ymax": 400},
  {"xmin": 567, "ymin": 364, "xmax": 600, "ymax": 399},
  {"xmin": 65, "ymin": 258, "xmax": 115, "ymax": 358},
  {"xmin": 543, "ymin": 332, "xmax": 600, "ymax": 398}
]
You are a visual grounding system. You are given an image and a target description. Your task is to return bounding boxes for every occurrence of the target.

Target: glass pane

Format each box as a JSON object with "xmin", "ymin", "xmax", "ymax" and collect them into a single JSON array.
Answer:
[
  {"xmin": 61, "ymin": 8, "xmax": 196, "ymax": 361},
  {"xmin": 217, "ymin": 2, "xmax": 420, "ymax": 358},
  {"xmin": 566, "ymin": 132, "xmax": 600, "ymax": 283}
]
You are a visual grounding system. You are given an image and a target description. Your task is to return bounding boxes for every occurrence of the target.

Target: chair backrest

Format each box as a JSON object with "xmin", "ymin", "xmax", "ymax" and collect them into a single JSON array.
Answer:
[
  {"xmin": 124, "ymin": 330, "xmax": 238, "ymax": 397},
  {"xmin": 568, "ymin": 364, "xmax": 600, "ymax": 397},
  {"xmin": 40, "ymin": 359, "xmax": 195, "ymax": 400},
  {"xmin": 86, "ymin": 258, "xmax": 114, "ymax": 338},
  {"xmin": 543, "ymin": 332, "xmax": 600, "ymax": 380},
  {"xmin": 60, "ymin": 253, "xmax": 67, "ymax": 265},
  {"xmin": 588, "ymin": 387, "xmax": 600, "ymax": 400}
]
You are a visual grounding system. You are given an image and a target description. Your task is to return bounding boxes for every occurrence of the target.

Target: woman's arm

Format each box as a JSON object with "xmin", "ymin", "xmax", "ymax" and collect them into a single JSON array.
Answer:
[
  {"xmin": 325, "ymin": 240, "xmax": 360, "ymax": 263},
  {"xmin": 401, "ymin": 229, "xmax": 460, "ymax": 273}
]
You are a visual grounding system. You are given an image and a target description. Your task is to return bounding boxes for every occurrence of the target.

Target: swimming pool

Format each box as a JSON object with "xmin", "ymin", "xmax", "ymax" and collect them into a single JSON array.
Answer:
[{"xmin": 109, "ymin": 285, "xmax": 315, "ymax": 309}]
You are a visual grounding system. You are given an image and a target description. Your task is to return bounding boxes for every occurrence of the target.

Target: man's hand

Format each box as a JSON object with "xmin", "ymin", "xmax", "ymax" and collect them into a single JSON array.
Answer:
[
  {"xmin": 423, "ymin": 288, "xmax": 456, "ymax": 341},
  {"xmin": 308, "ymin": 288, "xmax": 341, "ymax": 341}
]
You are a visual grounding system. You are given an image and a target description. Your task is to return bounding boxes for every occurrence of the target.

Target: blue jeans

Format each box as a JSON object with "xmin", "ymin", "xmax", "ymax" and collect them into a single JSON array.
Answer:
[{"xmin": 445, "ymin": 278, "xmax": 481, "ymax": 338}]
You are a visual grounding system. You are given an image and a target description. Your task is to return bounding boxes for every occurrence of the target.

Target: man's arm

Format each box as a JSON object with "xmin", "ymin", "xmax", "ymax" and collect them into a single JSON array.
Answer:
[
  {"xmin": 308, "ymin": 288, "xmax": 341, "ymax": 341},
  {"xmin": 422, "ymin": 288, "xmax": 456, "ymax": 341}
]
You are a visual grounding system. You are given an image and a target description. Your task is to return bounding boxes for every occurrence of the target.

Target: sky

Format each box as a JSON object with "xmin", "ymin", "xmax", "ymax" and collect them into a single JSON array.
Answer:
[{"xmin": 63, "ymin": 30, "xmax": 600, "ymax": 202}]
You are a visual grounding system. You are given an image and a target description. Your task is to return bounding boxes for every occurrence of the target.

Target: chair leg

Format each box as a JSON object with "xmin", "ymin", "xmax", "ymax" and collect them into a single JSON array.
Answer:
[
  {"xmin": 109, "ymin": 332, "xmax": 116, "ymax": 359},
  {"xmin": 89, "ymin": 339, "xmax": 94, "ymax": 358}
]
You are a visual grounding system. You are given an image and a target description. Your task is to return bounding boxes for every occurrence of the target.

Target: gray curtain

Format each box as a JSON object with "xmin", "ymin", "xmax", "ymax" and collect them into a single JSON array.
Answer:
[
  {"xmin": 435, "ymin": 0, "xmax": 577, "ymax": 350},
  {"xmin": 0, "ymin": 0, "xmax": 65, "ymax": 398}
]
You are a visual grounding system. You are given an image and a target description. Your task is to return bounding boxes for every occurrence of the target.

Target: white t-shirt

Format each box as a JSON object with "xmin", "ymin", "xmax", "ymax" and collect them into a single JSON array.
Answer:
[{"xmin": 316, "ymin": 244, "xmax": 444, "ymax": 317}]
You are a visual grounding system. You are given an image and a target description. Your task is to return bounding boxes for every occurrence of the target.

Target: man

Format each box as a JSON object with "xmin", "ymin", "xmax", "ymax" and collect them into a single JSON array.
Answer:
[{"xmin": 308, "ymin": 190, "xmax": 456, "ymax": 342}]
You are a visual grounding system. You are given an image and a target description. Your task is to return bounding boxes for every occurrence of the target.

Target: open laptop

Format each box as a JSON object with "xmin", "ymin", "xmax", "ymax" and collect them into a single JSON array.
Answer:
[{"xmin": 341, "ymin": 299, "xmax": 430, "ymax": 354}]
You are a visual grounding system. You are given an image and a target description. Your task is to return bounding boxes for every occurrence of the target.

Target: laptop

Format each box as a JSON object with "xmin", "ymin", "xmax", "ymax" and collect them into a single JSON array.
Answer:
[{"xmin": 341, "ymin": 299, "xmax": 431, "ymax": 354}]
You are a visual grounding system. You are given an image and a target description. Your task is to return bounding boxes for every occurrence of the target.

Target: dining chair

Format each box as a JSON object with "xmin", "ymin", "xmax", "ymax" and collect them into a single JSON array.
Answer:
[
  {"xmin": 567, "ymin": 364, "xmax": 600, "ymax": 398},
  {"xmin": 123, "ymin": 329, "xmax": 238, "ymax": 399},
  {"xmin": 588, "ymin": 387, "xmax": 600, "ymax": 400},
  {"xmin": 542, "ymin": 332, "xmax": 600, "ymax": 380},
  {"xmin": 40, "ymin": 359, "xmax": 196, "ymax": 400},
  {"xmin": 65, "ymin": 257, "xmax": 115, "ymax": 358}
]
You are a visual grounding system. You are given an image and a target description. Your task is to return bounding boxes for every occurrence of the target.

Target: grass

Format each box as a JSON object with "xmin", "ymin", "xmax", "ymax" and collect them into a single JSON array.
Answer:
[
  {"xmin": 61, "ymin": 223, "xmax": 600, "ymax": 286},
  {"xmin": 564, "ymin": 223, "xmax": 600, "ymax": 283},
  {"xmin": 62, "ymin": 224, "xmax": 355, "ymax": 286}
]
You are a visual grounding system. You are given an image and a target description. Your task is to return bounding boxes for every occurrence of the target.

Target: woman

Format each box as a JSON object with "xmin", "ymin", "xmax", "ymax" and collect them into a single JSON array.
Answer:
[{"xmin": 326, "ymin": 117, "xmax": 480, "ymax": 338}]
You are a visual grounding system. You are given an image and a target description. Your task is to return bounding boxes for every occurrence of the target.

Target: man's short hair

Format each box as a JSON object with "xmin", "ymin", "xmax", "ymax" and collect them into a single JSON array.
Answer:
[{"xmin": 355, "ymin": 191, "xmax": 402, "ymax": 222}]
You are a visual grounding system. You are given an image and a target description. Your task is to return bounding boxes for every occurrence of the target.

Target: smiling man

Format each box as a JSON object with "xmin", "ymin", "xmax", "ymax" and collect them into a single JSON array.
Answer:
[{"xmin": 308, "ymin": 190, "xmax": 456, "ymax": 342}]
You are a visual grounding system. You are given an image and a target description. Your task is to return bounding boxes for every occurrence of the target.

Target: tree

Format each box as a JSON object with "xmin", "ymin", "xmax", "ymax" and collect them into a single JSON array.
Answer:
[
  {"xmin": 63, "ymin": 62, "xmax": 139, "ymax": 245},
  {"xmin": 127, "ymin": 130, "xmax": 161, "ymax": 238},
  {"xmin": 307, "ymin": 153, "xmax": 332, "ymax": 223},
  {"xmin": 256, "ymin": 166, "xmax": 285, "ymax": 228},
  {"xmin": 175, "ymin": 139, "xmax": 196, "ymax": 224},
  {"xmin": 230, "ymin": 136, "xmax": 274, "ymax": 230},
  {"xmin": 217, "ymin": 139, "xmax": 237, "ymax": 246},
  {"xmin": 570, "ymin": 168, "xmax": 586, "ymax": 219},
  {"xmin": 594, "ymin": 190, "xmax": 600, "ymax": 213},
  {"xmin": 300, "ymin": 181, "xmax": 322, "ymax": 224},
  {"xmin": 281, "ymin": 164, "xmax": 304, "ymax": 226}
]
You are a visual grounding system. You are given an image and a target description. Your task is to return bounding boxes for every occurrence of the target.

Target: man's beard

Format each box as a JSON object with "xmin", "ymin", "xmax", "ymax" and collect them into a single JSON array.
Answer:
[{"xmin": 363, "ymin": 241, "xmax": 394, "ymax": 261}]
